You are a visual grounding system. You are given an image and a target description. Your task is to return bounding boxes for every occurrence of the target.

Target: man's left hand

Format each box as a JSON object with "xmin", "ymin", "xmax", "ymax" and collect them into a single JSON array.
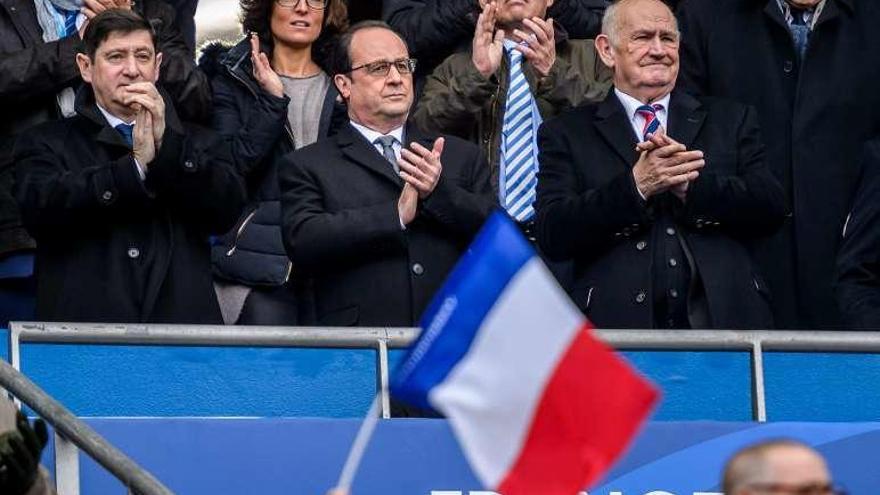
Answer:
[
  {"xmin": 512, "ymin": 17, "xmax": 556, "ymax": 78},
  {"xmin": 122, "ymin": 82, "xmax": 166, "ymax": 149},
  {"xmin": 399, "ymin": 138, "xmax": 445, "ymax": 199},
  {"xmin": 637, "ymin": 131, "xmax": 698, "ymax": 202}
]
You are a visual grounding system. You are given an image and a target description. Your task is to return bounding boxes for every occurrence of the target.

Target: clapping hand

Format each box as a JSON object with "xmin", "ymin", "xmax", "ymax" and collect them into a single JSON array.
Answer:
[
  {"xmin": 472, "ymin": 2, "xmax": 505, "ymax": 78},
  {"xmin": 398, "ymin": 138, "xmax": 445, "ymax": 200},
  {"xmin": 633, "ymin": 128, "xmax": 704, "ymax": 200},
  {"xmin": 511, "ymin": 17, "xmax": 556, "ymax": 78},
  {"xmin": 251, "ymin": 33, "xmax": 284, "ymax": 98}
]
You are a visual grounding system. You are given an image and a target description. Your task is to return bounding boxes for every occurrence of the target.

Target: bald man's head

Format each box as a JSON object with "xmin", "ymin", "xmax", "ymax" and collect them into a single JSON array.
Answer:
[{"xmin": 722, "ymin": 440, "xmax": 832, "ymax": 495}]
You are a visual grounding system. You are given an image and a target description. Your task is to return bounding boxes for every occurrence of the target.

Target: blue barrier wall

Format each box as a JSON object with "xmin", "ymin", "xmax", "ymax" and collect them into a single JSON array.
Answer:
[{"xmin": 3, "ymin": 328, "xmax": 880, "ymax": 421}]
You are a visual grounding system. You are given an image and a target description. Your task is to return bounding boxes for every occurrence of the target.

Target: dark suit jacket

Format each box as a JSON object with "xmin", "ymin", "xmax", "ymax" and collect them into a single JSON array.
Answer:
[
  {"xmin": 536, "ymin": 91, "xmax": 785, "ymax": 329},
  {"xmin": 677, "ymin": 0, "xmax": 880, "ymax": 329},
  {"xmin": 279, "ymin": 122, "xmax": 495, "ymax": 327},
  {"xmin": 13, "ymin": 88, "xmax": 246, "ymax": 323},
  {"xmin": 835, "ymin": 139, "xmax": 880, "ymax": 329}
]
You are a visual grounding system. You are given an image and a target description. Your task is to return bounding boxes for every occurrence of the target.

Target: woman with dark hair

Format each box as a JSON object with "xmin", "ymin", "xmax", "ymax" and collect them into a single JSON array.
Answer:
[{"xmin": 205, "ymin": 0, "xmax": 348, "ymax": 325}]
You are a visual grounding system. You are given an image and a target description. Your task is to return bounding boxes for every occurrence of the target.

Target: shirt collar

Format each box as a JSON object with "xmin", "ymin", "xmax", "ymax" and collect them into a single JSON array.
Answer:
[
  {"xmin": 614, "ymin": 88, "xmax": 671, "ymax": 119},
  {"xmin": 349, "ymin": 120, "xmax": 405, "ymax": 146},
  {"xmin": 96, "ymin": 104, "xmax": 134, "ymax": 129}
]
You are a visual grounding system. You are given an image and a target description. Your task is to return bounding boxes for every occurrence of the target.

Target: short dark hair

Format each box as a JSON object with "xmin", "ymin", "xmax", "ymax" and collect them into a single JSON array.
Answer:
[
  {"xmin": 81, "ymin": 9, "xmax": 157, "ymax": 59},
  {"xmin": 333, "ymin": 20, "xmax": 407, "ymax": 76}
]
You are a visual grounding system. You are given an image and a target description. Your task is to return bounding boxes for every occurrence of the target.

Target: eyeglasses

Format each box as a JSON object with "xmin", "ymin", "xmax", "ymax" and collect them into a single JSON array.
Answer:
[
  {"xmin": 747, "ymin": 483, "xmax": 847, "ymax": 495},
  {"xmin": 274, "ymin": 0, "xmax": 327, "ymax": 10},
  {"xmin": 349, "ymin": 58, "xmax": 417, "ymax": 77}
]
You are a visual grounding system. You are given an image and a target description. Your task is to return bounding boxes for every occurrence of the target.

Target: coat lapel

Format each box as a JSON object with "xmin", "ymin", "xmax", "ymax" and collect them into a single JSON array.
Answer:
[
  {"xmin": 338, "ymin": 123, "xmax": 404, "ymax": 187},
  {"xmin": 667, "ymin": 91, "xmax": 706, "ymax": 149},
  {"xmin": 595, "ymin": 92, "xmax": 640, "ymax": 167}
]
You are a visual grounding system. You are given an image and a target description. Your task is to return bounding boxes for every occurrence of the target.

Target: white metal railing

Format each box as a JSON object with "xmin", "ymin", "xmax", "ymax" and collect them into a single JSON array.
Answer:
[{"xmin": 7, "ymin": 322, "xmax": 880, "ymax": 494}]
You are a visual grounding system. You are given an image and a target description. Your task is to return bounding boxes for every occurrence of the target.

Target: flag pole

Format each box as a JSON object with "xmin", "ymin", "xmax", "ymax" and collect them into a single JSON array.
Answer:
[{"xmin": 332, "ymin": 394, "xmax": 381, "ymax": 493}]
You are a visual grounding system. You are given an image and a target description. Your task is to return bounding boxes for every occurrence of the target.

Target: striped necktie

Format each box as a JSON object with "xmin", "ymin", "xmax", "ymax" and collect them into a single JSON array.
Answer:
[
  {"xmin": 61, "ymin": 8, "xmax": 78, "ymax": 37},
  {"xmin": 500, "ymin": 47, "xmax": 538, "ymax": 223},
  {"xmin": 636, "ymin": 104, "xmax": 664, "ymax": 141}
]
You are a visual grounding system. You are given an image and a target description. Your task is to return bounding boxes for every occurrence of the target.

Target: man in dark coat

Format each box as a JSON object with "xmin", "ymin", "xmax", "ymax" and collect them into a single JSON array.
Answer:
[
  {"xmin": 13, "ymin": 10, "xmax": 245, "ymax": 323},
  {"xmin": 280, "ymin": 21, "xmax": 495, "ymax": 327},
  {"xmin": 677, "ymin": 0, "xmax": 880, "ymax": 329},
  {"xmin": 536, "ymin": 0, "xmax": 784, "ymax": 329},
  {"xmin": 0, "ymin": 0, "xmax": 210, "ymax": 324}
]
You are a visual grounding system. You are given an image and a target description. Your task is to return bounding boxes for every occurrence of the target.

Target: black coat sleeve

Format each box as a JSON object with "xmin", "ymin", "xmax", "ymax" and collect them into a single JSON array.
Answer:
[
  {"xmin": 145, "ymin": 124, "xmax": 248, "ymax": 235},
  {"xmin": 383, "ymin": 0, "xmax": 480, "ymax": 62},
  {"xmin": 0, "ymin": 34, "xmax": 81, "ymax": 104},
  {"xmin": 535, "ymin": 118, "xmax": 653, "ymax": 262},
  {"xmin": 681, "ymin": 105, "xmax": 785, "ymax": 238},
  {"xmin": 675, "ymin": 0, "xmax": 710, "ymax": 97},
  {"xmin": 279, "ymin": 152, "xmax": 408, "ymax": 271},
  {"xmin": 145, "ymin": 0, "xmax": 212, "ymax": 123},
  {"xmin": 419, "ymin": 138, "xmax": 496, "ymax": 238},
  {"xmin": 835, "ymin": 140, "xmax": 880, "ymax": 329},
  {"xmin": 13, "ymin": 127, "xmax": 156, "ymax": 240},
  {"xmin": 547, "ymin": 0, "xmax": 605, "ymax": 39},
  {"xmin": 211, "ymin": 73, "xmax": 289, "ymax": 182}
]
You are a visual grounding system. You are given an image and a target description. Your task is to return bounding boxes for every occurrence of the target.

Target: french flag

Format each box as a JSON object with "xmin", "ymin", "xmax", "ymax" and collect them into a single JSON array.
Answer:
[{"xmin": 391, "ymin": 212, "xmax": 659, "ymax": 495}]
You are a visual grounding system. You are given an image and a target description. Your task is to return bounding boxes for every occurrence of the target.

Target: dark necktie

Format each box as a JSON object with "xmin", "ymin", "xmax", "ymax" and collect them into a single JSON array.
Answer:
[
  {"xmin": 115, "ymin": 123, "xmax": 134, "ymax": 147},
  {"xmin": 790, "ymin": 8, "xmax": 810, "ymax": 59},
  {"xmin": 636, "ymin": 104, "xmax": 665, "ymax": 141},
  {"xmin": 374, "ymin": 135, "xmax": 400, "ymax": 174}
]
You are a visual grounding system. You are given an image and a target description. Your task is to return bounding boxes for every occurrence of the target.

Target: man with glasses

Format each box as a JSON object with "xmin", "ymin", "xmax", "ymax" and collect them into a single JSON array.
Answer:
[
  {"xmin": 279, "ymin": 21, "xmax": 495, "ymax": 327},
  {"xmin": 722, "ymin": 440, "xmax": 845, "ymax": 495}
]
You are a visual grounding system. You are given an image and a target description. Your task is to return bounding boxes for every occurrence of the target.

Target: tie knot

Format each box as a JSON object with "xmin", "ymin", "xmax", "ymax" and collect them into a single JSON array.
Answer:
[
  {"xmin": 374, "ymin": 135, "xmax": 397, "ymax": 148},
  {"xmin": 115, "ymin": 123, "xmax": 134, "ymax": 146},
  {"xmin": 506, "ymin": 45, "xmax": 524, "ymax": 64},
  {"xmin": 636, "ymin": 104, "xmax": 663, "ymax": 118}
]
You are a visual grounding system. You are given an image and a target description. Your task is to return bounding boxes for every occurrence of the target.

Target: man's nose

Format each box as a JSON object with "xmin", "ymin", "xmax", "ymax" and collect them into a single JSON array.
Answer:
[
  {"xmin": 123, "ymin": 55, "xmax": 139, "ymax": 75},
  {"xmin": 386, "ymin": 64, "xmax": 404, "ymax": 84}
]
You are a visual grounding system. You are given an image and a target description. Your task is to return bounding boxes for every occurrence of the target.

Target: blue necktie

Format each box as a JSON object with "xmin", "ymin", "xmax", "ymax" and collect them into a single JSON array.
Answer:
[
  {"xmin": 636, "ymin": 104, "xmax": 664, "ymax": 141},
  {"xmin": 789, "ymin": 8, "xmax": 810, "ymax": 60},
  {"xmin": 115, "ymin": 123, "xmax": 134, "ymax": 147},
  {"xmin": 500, "ymin": 47, "xmax": 538, "ymax": 223},
  {"xmin": 61, "ymin": 9, "xmax": 78, "ymax": 37}
]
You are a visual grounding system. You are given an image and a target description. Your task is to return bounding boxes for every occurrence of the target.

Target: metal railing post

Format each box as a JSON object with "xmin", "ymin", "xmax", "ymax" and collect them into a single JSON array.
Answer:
[
  {"xmin": 376, "ymin": 338, "xmax": 391, "ymax": 419},
  {"xmin": 750, "ymin": 340, "xmax": 768, "ymax": 422},
  {"xmin": 55, "ymin": 433, "xmax": 81, "ymax": 495}
]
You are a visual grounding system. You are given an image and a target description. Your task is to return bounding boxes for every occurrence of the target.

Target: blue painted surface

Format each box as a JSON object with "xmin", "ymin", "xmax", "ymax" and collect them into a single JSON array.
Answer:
[
  {"xmin": 52, "ymin": 419, "xmax": 880, "ymax": 494},
  {"xmin": 2, "ymin": 337, "xmax": 880, "ymax": 420}
]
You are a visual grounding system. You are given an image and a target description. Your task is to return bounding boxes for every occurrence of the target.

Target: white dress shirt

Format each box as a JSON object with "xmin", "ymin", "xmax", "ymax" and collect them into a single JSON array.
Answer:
[
  {"xmin": 615, "ymin": 88, "xmax": 671, "ymax": 143},
  {"xmin": 97, "ymin": 105, "xmax": 147, "ymax": 181},
  {"xmin": 349, "ymin": 120, "xmax": 405, "ymax": 163}
]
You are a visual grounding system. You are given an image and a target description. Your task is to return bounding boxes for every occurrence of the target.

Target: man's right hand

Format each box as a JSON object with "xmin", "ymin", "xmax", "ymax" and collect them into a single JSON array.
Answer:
[
  {"xmin": 132, "ymin": 107, "xmax": 156, "ymax": 166},
  {"xmin": 398, "ymin": 183, "xmax": 418, "ymax": 227},
  {"xmin": 472, "ymin": 2, "xmax": 505, "ymax": 79},
  {"xmin": 632, "ymin": 136, "xmax": 705, "ymax": 199}
]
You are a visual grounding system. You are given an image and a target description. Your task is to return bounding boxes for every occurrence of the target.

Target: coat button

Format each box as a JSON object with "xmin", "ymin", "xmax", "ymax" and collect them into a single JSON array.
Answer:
[
  {"xmin": 635, "ymin": 291, "xmax": 646, "ymax": 304},
  {"xmin": 184, "ymin": 160, "xmax": 195, "ymax": 169},
  {"xmin": 666, "ymin": 227, "xmax": 676, "ymax": 236},
  {"xmin": 636, "ymin": 240, "xmax": 647, "ymax": 251},
  {"xmin": 127, "ymin": 247, "xmax": 140, "ymax": 259},
  {"xmin": 412, "ymin": 263, "xmax": 424, "ymax": 275},
  {"xmin": 783, "ymin": 60, "xmax": 794, "ymax": 73},
  {"xmin": 102, "ymin": 190, "xmax": 113, "ymax": 201},
  {"xmin": 669, "ymin": 258, "xmax": 678, "ymax": 267},
  {"xmin": 669, "ymin": 288, "xmax": 679, "ymax": 298}
]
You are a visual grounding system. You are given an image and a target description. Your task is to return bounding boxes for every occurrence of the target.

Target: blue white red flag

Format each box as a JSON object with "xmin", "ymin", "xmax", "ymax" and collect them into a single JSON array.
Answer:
[{"xmin": 391, "ymin": 211, "xmax": 659, "ymax": 495}]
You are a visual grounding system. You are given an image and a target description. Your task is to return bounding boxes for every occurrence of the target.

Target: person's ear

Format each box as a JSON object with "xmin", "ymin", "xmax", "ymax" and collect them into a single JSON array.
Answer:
[
  {"xmin": 334, "ymin": 73, "xmax": 352, "ymax": 100},
  {"xmin": 595, "ymin": 35, "xmax": 616, "ymax": 69},
  {"xmin": 154, "ymin": 52, "xmax": 163, "ymax": 82},
  {"xmin": 76, "ymin": 53, "xmax": 93, "ymax": 83}
]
